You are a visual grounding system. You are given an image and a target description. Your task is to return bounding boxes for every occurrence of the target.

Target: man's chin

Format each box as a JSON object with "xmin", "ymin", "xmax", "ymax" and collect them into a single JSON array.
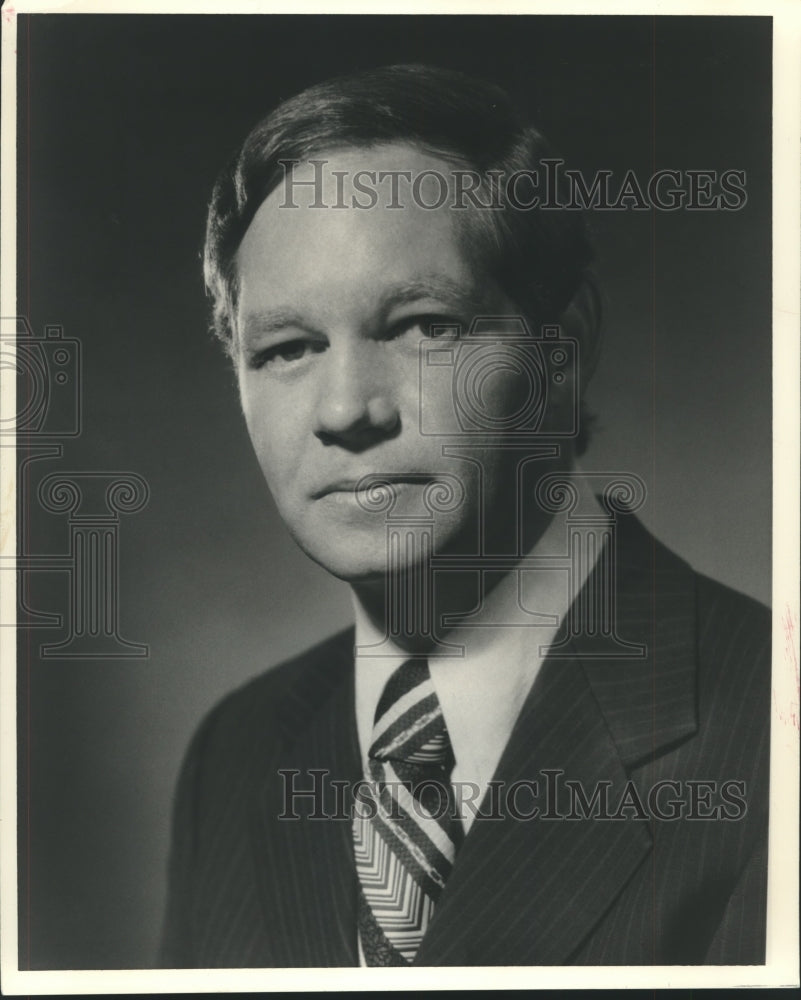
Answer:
[
  {"xmin": 287, "ymin": 530, "xmax": 387, "ymax": 583},
  {"xmin": 290, "ymin": 534, "xmax": 434, "ymax": 588},
  {"xmin": 284, "ymin": 508, "xmax": 478, "ymax": 584}
]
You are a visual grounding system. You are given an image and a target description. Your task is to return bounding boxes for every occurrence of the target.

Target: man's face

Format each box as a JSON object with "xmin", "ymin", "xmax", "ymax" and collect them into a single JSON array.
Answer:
[{"xmin": 234, "ymin": 143, "xmax": 554, "ymax": 582}]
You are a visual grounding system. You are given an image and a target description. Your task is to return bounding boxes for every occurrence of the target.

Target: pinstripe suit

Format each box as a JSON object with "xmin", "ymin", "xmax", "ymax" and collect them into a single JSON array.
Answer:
[{"xmin": 159, "ymin": 512, "xmax": 770, "ymax": 966}]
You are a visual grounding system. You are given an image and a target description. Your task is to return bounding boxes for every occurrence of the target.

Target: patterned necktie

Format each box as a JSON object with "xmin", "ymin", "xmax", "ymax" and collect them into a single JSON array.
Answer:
[{"xmin": 353, "ymin": 659, "xmax": 463, "ymax": 965}]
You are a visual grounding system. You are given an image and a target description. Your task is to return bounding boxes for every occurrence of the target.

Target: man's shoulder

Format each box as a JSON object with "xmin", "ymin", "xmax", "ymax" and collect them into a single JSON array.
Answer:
[
  {"xmin": 222, "ymin": 625, "xmax": 354, "ymax": 712},
  {"xmin": 615, "ymin": 511, "xmax": 771, "ymax": 717},
  {"xmin": 212, "ymin": 623, "xmax": 354, "ymax": 728},
  {"xmin": 694, "ymin": 568, "xmax": 770, "ymax": 640},
  {"xmin": 182, "ymin": 626, "xmax": 355, "ymax": 780},
  {"xmin": 641, "ymin": 521, "xmax": 771, "ymax": 766},
  {"xmin": 619, "ymin": 510, "xmax": 770, "ymax": 633},
  {"xmin": 692, "ymin": 570, "xmax": 771, "ymax": 723}
]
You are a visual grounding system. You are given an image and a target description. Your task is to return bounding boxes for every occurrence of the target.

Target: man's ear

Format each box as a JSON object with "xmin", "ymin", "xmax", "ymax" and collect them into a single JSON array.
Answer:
[{"xmin": 559, "ymin": 273, "xmax": 603, "ymax": 391}]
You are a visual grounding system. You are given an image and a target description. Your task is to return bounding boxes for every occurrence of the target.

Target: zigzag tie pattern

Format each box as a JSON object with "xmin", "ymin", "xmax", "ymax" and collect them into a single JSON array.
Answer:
[{"xmin": 354, "ymin": 659, "xmax": 463, "ymax": 965}]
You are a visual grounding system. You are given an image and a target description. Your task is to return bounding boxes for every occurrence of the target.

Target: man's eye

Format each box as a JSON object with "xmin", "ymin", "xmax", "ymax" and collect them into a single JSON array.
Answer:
[
  {"xmin": 392, "ymin": 315, "xmax": 461, "ymax": 340},
  {"xmin": 249, "ymin": 340, "xmax": 322, "ymax": 370}
]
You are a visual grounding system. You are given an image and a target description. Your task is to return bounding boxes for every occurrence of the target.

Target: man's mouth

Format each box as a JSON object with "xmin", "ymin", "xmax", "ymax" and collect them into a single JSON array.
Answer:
[{"xmin": 311, "ymin": 474, "xmax": 435, "ymax": 500}]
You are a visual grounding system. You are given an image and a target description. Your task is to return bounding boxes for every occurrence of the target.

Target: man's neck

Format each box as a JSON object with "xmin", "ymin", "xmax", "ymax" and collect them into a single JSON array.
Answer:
[{"xmin": 350, "ymin": 468, "xmax": 608, "ymax": 659}]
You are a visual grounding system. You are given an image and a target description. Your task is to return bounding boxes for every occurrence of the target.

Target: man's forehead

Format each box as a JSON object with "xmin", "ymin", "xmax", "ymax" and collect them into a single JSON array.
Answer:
[
  {"xmin": 235, "ymin": 142, "xmax": 493, "ymax": 304},
  {"xmin": 261, "ymin": 140, "xmax": 464, "ymax": 211}
]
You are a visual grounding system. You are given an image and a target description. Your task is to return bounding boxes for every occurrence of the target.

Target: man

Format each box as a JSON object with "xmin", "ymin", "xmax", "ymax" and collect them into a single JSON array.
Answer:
[{"xmin": 160, "ymin": 64, "xmax": 770, "ymax": 967}]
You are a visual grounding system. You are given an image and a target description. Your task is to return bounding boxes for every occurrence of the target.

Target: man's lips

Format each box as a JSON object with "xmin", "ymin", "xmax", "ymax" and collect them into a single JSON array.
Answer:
[{"xmin": 311, "ymin": 474, "xmax": 435, "ymax": 500}]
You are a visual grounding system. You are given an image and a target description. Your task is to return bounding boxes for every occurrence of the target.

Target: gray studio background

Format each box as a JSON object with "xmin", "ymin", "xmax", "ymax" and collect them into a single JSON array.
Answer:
[{"xmin": 16, "ymin": 14, "xmax": 771, "ymax": 968}]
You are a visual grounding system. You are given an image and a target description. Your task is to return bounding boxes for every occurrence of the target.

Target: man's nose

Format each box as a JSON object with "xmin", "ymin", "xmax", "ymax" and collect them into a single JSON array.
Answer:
[{"xmin": 313, "ymin": 341, "xmax": 400, "ymax": 448}]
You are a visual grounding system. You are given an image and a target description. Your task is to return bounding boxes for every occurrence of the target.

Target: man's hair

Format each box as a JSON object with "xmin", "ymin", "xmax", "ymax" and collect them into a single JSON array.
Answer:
[{"xmin": 204, "ymin": 63, "xmax": 598, "ymax": 452}]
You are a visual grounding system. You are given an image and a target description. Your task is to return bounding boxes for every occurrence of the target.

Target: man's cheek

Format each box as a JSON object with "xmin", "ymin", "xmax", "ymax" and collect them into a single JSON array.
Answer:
[{"xmin": 256, "ymin": 446, "xmax": 291, "ymax": 492}]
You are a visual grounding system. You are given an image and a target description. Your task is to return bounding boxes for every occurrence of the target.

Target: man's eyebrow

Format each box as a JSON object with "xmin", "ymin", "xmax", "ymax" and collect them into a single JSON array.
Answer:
[
  {"xmin": 380, "ymin": 276, "xmax": 488, "ymax": 313},
  {"xmin": 239, "ymin": 276, "xmax": 490, "ymax": 343},
  {"xmin": 239, "ymin": 308, "xmax": 321, "ymax": 342}
]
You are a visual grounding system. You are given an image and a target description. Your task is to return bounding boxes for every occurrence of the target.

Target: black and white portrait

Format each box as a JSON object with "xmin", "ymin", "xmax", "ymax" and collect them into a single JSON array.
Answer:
[{"xmin": 3, "ymin": 4, "xmax": 798, "ymax": 992}]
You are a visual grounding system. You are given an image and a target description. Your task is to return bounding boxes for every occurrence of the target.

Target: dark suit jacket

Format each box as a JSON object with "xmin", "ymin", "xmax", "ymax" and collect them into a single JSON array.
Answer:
[{"xmin": 159, "ymin": 512, "xmax": 770, "ymax": 967}]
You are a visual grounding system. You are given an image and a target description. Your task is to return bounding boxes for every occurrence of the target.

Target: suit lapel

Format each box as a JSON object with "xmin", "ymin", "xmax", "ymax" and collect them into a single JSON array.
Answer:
[
  {"xmin": 581, "ymin": 514, "xmax": 698, "ymax": 769},
  {"xmin": 414, "ymin": 512, "xmax": 699, "ymax": 966},
  {"xmin": 250, "ymin": 630, "xmax": 363, "ymax": 967}
]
